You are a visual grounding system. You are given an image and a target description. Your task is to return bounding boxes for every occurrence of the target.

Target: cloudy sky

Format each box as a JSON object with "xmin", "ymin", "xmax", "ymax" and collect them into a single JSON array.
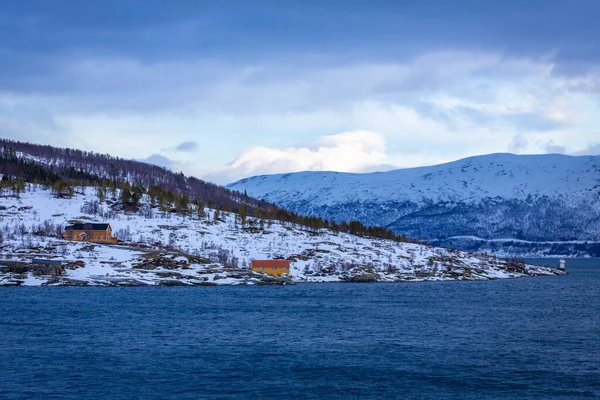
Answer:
[{"xmin": 2, "ymin": 0, "xmax": 600, "ymax": 184}]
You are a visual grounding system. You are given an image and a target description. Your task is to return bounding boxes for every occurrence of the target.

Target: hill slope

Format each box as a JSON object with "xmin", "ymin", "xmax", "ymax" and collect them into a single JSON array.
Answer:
[
  {"xmin": 1, "ymin": 138, "xmax": 406, "ymax": 242},
  {"xmin": 0, "ymin": 184, "xmax": 563, "ymax": 286},
  {"xmin": 0, "ymin": 138, "xmax": 273, "ymax": 212},
  {"xmin": 228, "ymin": 153, "xmax": 600, "ymax": 256}
]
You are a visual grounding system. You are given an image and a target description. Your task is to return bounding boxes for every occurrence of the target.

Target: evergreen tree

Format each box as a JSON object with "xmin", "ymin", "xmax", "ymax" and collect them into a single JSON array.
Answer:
[
  {"xmin": 52, "ymin": 180, "xmax": 73, "ymax": 197},
  {"xmin": 14, "ymin": 177, "xmax": 25, "ymax": 197},
  {"xmin": 177, "ymin": 193, "xmax": 189, "ymax": 213},
  {"xmin": 130, "ymin": 185, "xmax": 142, "ymax": 208},
  {"xmin": 160, "ymin": 202, "xmax": 170, "ymax": 214},
  {"xmin": 97, "ymin": 187, "xmax": 105, "ymax": 202},
  {"xmin": 121, "ymin": 186, "xmax": 132, "ymax": 205},
  {"xmin": 239, "ymin": 203, "xmax": 248, "ymax": 226}
]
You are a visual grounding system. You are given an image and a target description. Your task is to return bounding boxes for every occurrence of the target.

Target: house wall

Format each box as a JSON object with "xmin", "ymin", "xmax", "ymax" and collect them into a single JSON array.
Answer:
[
  {"xmin": 63, "ymin": 229, "xmax": 118, "ymax": 243},
  {"xmin": 251, "ymin": 264, "xmax": 290, "ymax": 277}
]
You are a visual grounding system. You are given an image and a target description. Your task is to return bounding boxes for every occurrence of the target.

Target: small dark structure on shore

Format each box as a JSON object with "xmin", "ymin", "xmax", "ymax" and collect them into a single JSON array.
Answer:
[{"xmin": 31, "ymin": 258, "xmax": 64, "ymax": 276}]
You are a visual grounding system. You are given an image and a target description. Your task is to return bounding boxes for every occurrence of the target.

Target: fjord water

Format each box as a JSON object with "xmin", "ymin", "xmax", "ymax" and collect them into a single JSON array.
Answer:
[{"xmin": 1, "ymin": 261, "xmax": 598, "ymax": 399}]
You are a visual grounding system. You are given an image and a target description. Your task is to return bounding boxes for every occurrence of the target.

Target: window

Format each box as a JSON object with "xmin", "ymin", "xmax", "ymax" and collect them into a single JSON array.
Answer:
[
  {"xmin": 260, "ymin": 267, "xmax": 264, "ymax": 270},
  {"xmin": 272, "ymin": 267, "xmax": 276, "ymax": 270}
]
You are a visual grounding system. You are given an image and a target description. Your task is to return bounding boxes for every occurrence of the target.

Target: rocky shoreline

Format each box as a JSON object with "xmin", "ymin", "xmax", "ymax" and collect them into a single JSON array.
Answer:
[
  {"xmin": 0, "ymin": 185, "xmax": 567, "ymax": 287},
  {"xmin": 0, "ymin": 249, "xmax": 566, "ymax": 287}
]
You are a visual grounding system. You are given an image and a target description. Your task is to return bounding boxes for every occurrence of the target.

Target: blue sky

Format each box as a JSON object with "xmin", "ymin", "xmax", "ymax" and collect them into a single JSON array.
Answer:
[{"xmin": 2, "ymin": 0, "xmax": 600, "ymax": 183}]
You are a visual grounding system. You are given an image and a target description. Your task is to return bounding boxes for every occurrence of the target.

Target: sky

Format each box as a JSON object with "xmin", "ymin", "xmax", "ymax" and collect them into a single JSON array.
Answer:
[{"xmin": 2, "ymin": 0, "xmax": 600, "ymax": 184}]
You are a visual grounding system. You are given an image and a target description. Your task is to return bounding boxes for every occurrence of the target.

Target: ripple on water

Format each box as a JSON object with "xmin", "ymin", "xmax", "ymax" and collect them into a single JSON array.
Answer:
[{"xmin": 0, "ymin": 262, "xmax": 599, "ymax": 399}]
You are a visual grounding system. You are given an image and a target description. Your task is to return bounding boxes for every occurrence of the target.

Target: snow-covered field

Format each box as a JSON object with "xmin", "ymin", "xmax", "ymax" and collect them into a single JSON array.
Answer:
[{"xmin": 0, "ymin": 185, "xmax": 565, "ymax": 286}]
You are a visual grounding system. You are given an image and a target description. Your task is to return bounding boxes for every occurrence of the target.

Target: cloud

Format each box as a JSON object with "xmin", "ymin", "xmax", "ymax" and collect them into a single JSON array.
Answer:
[
  {"xmin": 3, "ymin": 1, "xmax": 600, "ymax": 189},
  {"xmin": 203, "ymin": 131, "xmax": 394, "ymax": 184},
  {"xmin": 2, "ymin": 49, "xmax": 600, "ymax": 178},
  {"xmin": 572, "ymin": 143, "xmax": 600, "ymax": 156},
  {"xmin": 174, "ymin": 141, "xmax": 198, "ymax": 152},
  {"xmin": 138, "ymin": 154, "xmax": 175, "ymax": 169},
  {"xmin": 508, "ymin": 134, "xmax": 529, "ymax": 152},
  {"xmin": 3, "ymin": 0, "xmax": 600, "ymax": 90},
  {"xmin": 543, "ymin": 140, "xmax": 567, "ymax": 154}
]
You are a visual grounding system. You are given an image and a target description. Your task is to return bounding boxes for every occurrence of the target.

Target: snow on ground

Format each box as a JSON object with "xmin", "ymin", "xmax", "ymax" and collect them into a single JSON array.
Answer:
[{"xmin": 0, "ymin": 185, "xmax": 565, "ymax": 286}]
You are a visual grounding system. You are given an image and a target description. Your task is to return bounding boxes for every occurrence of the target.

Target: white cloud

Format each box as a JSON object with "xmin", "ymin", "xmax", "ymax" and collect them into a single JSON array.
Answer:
[
  {"xmin": 3, "ymin": 50, "xmax": 600, "ymax": 181},
  {"xmin": 138, "ymin": 154, "xmax": 175, "ymax": 169},
  {"xmin": 202, "ymin": 131, "xmax": 393, "ymax": 184},
  {"xmin": 508, "ymin": 134, "xmax": 529, "ymax": 152},
  {"xmin": 542, "ymin": 140, "xmax": 567, "ymax": 154},
  {"xmin": 572, "ymin": 143, "xmax": 600, "ymax": 155}
]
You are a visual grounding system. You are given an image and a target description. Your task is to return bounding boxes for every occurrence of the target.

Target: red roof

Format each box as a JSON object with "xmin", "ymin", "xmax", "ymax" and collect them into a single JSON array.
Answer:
[{"xmin": 251, "ymin": 260, "xmax": 291, "ymax": 267}]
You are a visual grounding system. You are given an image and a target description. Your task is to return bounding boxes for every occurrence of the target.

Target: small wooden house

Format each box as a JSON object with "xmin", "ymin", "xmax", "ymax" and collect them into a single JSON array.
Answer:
[
  {"xmin": 251, "ymin": 260, "xmax": 291, "ymax": 277},
  {"xmin": 63, "ymin": 223, "xmax": 118, "ymax": 243}
]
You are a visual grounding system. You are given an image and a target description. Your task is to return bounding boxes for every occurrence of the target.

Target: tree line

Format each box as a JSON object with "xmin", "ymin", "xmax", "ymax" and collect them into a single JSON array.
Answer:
[
  {"xmin": 1, "ymin": 140, "xmax": 421, "ymax": 244},
  {"xmin": 1, "ymin": 138, "xmax": 272, "ymax": 210}
]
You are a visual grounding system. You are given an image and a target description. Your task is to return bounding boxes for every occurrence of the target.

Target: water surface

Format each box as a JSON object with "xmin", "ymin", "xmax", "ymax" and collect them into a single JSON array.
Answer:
[{"xmin": 1, "ymin": 261, "xmax": 598, "ymax": 399}]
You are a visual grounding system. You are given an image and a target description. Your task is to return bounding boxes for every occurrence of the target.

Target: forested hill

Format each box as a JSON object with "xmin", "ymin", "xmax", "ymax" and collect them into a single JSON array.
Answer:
[
  {"xmin": 0, "ymin": 138, "xmax": 269, "ymax": 211},
  {"xmin": 0, "ymin": 138, "xmax": 409, "ymax": 242}
]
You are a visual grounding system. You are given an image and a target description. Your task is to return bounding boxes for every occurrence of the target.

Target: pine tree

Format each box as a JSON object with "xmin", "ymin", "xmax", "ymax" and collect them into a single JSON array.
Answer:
[
  {"xmin": 160, "ymin": 202, "xmax": 170, "ymax": 214},
  {"xmin": 177, "ymin": 193, "xmax": 189, "ymax": 213},
  {"xmin": 239, "ymin": 203, "xmax": 248, "ymax": 226},
  {"xmin": 130, "ymin": 185, "xmax": 142, "ymax": 208},
  {"xmin": 97, "ymin": 187, "xmax": 105, "ymax": 202},
  {"xmin": 14, "ymin": 177, "xmax": 25, "ymax": 197},
  {"xmin": 121, "ymin": 186, "xmax": 131, "ymax": 205},
  {"xmin": 52, "ymin": 180, "xmax": 73, "ymax": 197}
]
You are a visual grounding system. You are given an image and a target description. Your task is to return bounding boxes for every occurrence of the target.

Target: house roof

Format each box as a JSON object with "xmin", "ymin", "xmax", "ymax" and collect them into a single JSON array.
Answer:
[
  {"xmin": 65, "ymin": 223, "xmax": 111, "ymax": 231},
  {"xmin": 32, "ymin": 258, "xmax": 64, "ymax": 265},
  {"xmin": 251, "ymin": 259, "xmax": 291, "ymax": 267}
]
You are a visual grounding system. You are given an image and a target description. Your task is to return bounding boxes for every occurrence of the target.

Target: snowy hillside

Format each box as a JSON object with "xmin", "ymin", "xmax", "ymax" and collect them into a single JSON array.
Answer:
[
  {"xmin": 227, "ymin": 153, "xmax": 600, "ymax": 255},
  {"xmin": 1, "ymin": 138, "xmax": 276, "ymax": 214},
  {"xmin": 0, "ymin": 184, "xmax": 563, "ymax": 286}
]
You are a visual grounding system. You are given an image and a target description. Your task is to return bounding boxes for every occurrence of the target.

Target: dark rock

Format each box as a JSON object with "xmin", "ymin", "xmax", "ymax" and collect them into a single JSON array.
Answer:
[
  {"xmin": 346, "ymin": 273, "xmax": 379, "ymax": 282},
  {"xmin": 158, "ymin": 280, "xmax": 187, "ymax": 286}
]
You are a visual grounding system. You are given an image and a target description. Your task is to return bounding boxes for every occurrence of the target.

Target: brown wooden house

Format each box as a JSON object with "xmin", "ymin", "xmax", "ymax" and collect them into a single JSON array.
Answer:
[
  {"xmin": 251, "ymin": 260, "xmax": 291, "ymax": 277},
  {"xmin": 63, "ymin": 223, "xmax": 118, "ymax": 243}
]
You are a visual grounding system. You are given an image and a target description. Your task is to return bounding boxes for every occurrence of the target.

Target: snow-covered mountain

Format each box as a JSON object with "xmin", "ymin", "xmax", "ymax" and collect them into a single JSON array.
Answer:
[
  {"xmin": 0, "ymin": 184, "xmax": 563, "ymax": 286},
  {"xmin": 227, "ymin": 153, "xmax": 600, "ymax": 256}
]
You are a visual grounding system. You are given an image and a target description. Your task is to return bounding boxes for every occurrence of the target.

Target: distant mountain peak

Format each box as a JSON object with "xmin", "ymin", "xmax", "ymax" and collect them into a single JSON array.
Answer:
[{"xmin": 227, "ymin": 153, "xmax": 600, "ymax": 256}]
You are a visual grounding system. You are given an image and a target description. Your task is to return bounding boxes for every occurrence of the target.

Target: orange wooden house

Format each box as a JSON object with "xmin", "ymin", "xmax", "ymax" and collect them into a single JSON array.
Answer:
[
  {"xmin": 63, "ymin": 223, "xmax": 118, "ymax": 243},
  {"xmin": 251, "ymin": 260, "xmax": 291, "ymax": 277}
]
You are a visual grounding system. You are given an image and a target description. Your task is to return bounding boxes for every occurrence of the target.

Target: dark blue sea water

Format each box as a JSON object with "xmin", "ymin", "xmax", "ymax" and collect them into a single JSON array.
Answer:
[{"xmin": 1, "ymin": 260, "xmax": 599, "ymax": 399}]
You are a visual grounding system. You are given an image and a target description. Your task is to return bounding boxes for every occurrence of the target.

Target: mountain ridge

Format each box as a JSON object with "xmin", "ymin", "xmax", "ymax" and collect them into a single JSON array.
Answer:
[{"xmin": 227, "ymin": 153, "xmax": 600, "ymax": 256}]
